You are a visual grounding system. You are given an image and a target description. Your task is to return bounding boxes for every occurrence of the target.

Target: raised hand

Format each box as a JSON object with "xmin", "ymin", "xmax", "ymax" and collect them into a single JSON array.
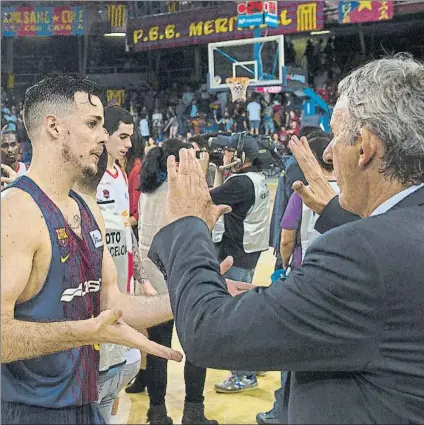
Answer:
[
  {"xmin": 166, "ymin": 148, "xmax": 231, "ymax": 230},
  {"xmin": 198, "ymin": 151, "xmax": 210, "ymax": 175},
  {"xmin": 288, "ymin": 136, "xmax": 337, "ymax": 214}
]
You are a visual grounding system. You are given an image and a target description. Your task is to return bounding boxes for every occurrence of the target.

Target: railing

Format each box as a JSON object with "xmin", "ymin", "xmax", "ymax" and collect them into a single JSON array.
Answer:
[
  {"xmin": 128, "ymin": 1, "xmax": 226, "ymax": 19},
  {"xmin": 87, "ymin": 64, "xmax": 149, "ymax": 74},
  {"xmin": 158, "ymin": 67, "xmax": 196, "ymax": 82}
]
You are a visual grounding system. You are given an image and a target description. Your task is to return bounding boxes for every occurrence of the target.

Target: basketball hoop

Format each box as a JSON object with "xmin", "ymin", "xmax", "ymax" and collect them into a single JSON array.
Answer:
[{"xmin": 226, "ymin": 77, "xmax": 250, "ymax": 103}]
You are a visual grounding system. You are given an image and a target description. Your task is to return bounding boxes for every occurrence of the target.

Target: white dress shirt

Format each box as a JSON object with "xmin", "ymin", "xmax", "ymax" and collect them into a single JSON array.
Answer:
[{"xmin": 371, "ymin": 183, "xmax": 424, "ymax": 216}]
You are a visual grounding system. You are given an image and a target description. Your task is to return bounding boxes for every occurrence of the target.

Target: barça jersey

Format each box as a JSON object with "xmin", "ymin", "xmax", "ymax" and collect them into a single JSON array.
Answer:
[{"xmin": 1, "ymin": 176, "xmax": 103, "ymax": 408}]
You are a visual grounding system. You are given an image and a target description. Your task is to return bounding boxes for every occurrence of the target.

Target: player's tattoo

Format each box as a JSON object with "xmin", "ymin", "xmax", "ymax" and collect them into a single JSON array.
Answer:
[{"xmin": 67, "ymin": 214, "xmax": 82, "ymax": 235}]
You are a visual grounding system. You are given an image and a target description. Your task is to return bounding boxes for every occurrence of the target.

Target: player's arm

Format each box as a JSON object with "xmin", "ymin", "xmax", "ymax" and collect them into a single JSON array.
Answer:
[
  {"xmin": 280, "ymin": 192, "xmax": 302, "ymax": 269},
  {"xmin": 280, "ymin": 229, "xmax": 296, "ymax": 269},
  {"xmin": 88, "ymin": 199, "xmax": 173, "ymax": 330},
  {"xmin": 100, "ymin": 240, "xmax": 173, "ymax": 329},
  {"xmin": 1, "ymin": 191, "xmax": 96, "ymax": 363},
  {"xmin": 2, "ymin": 191, "xmax": 180, "ymax": 363}
]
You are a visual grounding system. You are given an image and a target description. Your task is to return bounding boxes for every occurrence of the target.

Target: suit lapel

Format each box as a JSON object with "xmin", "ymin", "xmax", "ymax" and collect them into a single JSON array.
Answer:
[{"xmin": 390, "ymin": 186, "xmax": 424, "ymax": 211}]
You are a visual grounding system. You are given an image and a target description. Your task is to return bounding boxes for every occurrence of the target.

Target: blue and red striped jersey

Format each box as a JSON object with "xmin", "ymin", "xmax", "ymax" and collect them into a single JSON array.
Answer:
[{"xmin": 2, "ymin": 176, "xmax": 104, "ymax": 408}]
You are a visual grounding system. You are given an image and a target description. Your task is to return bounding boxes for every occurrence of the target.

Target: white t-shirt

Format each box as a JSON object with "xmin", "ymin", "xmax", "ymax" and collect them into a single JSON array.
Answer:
[
  {"xmin": 300, "ymin": 181, "xmax": 340, "ymax": 259},
  {"xmin": 247, "ymin": 101, "xmax": 261, "ymax": 121},
  {"xmin": 139, "ymin": 118, "xmax": 150, "ymax": 137},
  {"xmin": 96, "ymin": 164, "xmax": 134, "ymax": 294},
  {"xmin": 16, "ymin": 162, "xmax": 28, "ymax": 177},
  {"xmin": 152, "ymin": 113, "xmax": 163, "ymax": 128}
]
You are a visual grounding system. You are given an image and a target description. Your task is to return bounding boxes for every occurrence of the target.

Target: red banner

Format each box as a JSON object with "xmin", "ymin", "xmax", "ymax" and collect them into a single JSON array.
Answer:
[
  {"xmin": 128, "ymin": 2, "xmax": 324, "ymax": 51},
  {"xmin": 338, "ymin": 1, "xmax": 394, "ymax": 24},
  {"xmin": 2, "ymin": 6, "xmax": 86, "ymax": 37}
]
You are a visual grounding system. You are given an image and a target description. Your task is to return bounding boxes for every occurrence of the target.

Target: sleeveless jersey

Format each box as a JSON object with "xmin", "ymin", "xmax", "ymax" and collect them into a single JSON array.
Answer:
[
  {"xmin": 97, "ymin": 164, "xmax": 134, "ymax": 294},
  {"xmin": 97, "ymin": 200, "xmax": 128, "ymax": 372},
  {"xmin": 1, "ymin": 176, "xmax": 103, "ymax": 408},
  {"xmin": 16, "ymin": 161, "xmax": 29, "ymax": 177}
]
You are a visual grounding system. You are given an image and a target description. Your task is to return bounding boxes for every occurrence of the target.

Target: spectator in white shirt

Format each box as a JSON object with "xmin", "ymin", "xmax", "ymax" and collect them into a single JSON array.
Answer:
[{"xmin": 139, "ymin": 113, "xmax": 150, "ymax": 141}]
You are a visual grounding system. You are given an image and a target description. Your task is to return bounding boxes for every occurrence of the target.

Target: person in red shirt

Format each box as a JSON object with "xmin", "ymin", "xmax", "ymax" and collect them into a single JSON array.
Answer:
[
  {"xmin": 122, "ymin": 127, "xmax": 145, "ymax": 239},
  {"xmin": 316, "ymin": 84, "xmax": 330, "ymax": 103},
  {"xmin": 286, "ymin": 120, "xmax": 299, "ymax": 137},
  {"xmin": 288, "ymin": 110, "xmax": 300, "ymax": 125}
]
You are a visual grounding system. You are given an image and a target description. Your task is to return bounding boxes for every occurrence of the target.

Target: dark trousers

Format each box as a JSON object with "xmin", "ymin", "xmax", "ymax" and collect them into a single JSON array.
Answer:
[
  {"xmin": 1, "ymin": 401, "xmax": 105, "ymax": 424},
  {"xmin": 147, "ymin": 320, "xmax": 206, "ymax": 406}
]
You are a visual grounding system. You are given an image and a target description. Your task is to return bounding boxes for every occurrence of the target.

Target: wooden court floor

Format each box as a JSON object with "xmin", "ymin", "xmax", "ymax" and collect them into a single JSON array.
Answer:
[{"xmin": 112, "ymin": 183, "xmax": 280, "ymax": 425}]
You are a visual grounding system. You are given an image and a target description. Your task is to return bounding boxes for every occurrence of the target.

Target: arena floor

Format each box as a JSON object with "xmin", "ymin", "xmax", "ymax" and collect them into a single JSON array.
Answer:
[{"xmin": 112, "ymin": 181, "xmax": 280, "ymax": 425}]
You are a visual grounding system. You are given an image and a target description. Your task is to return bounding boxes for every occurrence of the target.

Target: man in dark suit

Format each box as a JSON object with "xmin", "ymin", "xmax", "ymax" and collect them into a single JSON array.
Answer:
[{"xmin": 148, "ymin": 56, "xmax": 424, "ymax": 424}]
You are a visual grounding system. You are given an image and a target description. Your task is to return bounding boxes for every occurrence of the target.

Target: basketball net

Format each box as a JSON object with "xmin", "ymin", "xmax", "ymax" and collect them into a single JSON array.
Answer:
[{"xmin": 226, "ymin": 77, "xmax": 250, "ymax": 103}]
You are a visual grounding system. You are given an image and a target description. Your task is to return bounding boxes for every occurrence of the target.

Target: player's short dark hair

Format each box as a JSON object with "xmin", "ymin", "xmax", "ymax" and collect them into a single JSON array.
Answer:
[
  {"xmin": 139, "ymin": 138, "xmax": 192, "ymax": 194},
  {"xmin": 104, "ymin": 106, "xmax": 133, "ymax": 136},
  {"xmin": 298, "ymin": 126, "xmax": 324, "ymax": 139},
  {"xmin": 0, "ymin": 129, "xmax": 17, "ymax": 138},
  {"xmin": 23, "ymin": 75, "xmax": 103, "ymax": 135},
  {"xmin": 308, "ymin": 135, "xmax": 333, "ymax": 172}
]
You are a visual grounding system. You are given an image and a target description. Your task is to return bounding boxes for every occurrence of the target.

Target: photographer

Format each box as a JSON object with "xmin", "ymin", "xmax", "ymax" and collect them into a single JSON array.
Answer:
[{"xmin": 208, "ymin": 133, "xmax": 271, "ymax": 394}]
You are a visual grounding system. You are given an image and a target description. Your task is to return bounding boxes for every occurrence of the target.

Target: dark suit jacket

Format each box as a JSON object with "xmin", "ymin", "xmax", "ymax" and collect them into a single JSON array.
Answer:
[
  {"xmin": 149, "ymin": 187, "xmax": 424, "ymax": 424},
  {"xmin": 315, "ymin": 195, "xmax": 360, "ymax": 233}
]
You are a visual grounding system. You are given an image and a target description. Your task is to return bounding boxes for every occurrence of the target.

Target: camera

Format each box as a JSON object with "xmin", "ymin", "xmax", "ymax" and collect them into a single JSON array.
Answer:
[{"xmin": 206, "ymin": 132, "xmax": 281, "ymax": 171}]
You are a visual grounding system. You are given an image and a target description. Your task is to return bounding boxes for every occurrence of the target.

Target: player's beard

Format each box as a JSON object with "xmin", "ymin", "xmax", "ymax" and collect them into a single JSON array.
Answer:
[{"xmin": 61, "ymin": 139, "xmax": 98, "ymax": 179}]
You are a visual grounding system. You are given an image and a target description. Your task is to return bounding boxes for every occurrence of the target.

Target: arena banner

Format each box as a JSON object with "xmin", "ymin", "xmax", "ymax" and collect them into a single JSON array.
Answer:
[
  {"xmin": 107, "ymin": 89, "xmax": 125, "ymax": 106},
  {"xmin": 1, "ymin": 6, "xmax": 86, "ymax": 37},
  {"xmin": 338, "ymin": 1, "xmax": 394, "ymax": 24},
  {"xmin": 107, "ymin": 3, "xmax": 127, "ymax": 33},
  {"xmin": 128, "ymin": 1, "xmax": 323, "ymax": 52}
]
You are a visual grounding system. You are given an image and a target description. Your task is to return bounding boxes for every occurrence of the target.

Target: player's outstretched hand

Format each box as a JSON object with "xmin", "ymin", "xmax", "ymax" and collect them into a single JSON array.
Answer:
[{"xmin": 94, "ymin": 309, "xmax": 183, "ymax": 361}]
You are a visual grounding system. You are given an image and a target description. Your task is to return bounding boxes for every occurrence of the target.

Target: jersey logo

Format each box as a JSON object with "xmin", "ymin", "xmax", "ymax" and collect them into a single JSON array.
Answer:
[
  {"xmin": 56, "ymin": 227, "xmax": 69, "ymax": 247},
  {"xmin": 61, "ymin": 253, "xmax": 70, "ymax": 263},
  {"xmin": 60, "ymin": 279, "xmax": 101, "ymax": 303},
  {"xmin": 121, "ymin": 210, "xmax": 130, "ymax": 227},
  {"xmin": 90, "ymin": 230, "xmax": 104, "ymax": 248},
  {"xmin": 103, "ymin": 189, "xmax": 110, "ymax": 199}
]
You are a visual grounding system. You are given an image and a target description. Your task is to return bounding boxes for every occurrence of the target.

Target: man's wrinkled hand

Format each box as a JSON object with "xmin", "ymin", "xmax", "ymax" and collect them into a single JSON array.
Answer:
[
  {"xmin": 288, "ymin": 136, "xmax": 337, "ymax": 214},
  {"xmin": 166, "ymin": 149, "xmax": 231, "ymax": 230},
  {"xmin": 225, "ymin": 279, "xmax": 256, "ymax": 296},
  {"xmin": 198, "ymin": 151, "xmax": 210, "ymax": 175}
]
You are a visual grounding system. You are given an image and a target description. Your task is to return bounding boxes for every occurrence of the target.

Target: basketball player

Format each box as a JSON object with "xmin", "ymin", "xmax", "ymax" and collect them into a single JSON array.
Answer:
[
  {"xmin": 1, "ymin": 76, "xmax": 181, "ymax": 425},
  {"xmin": 97, "ymin": 106, "xmax": 135, "ymax": 294},
  {"xmin": 1, "ymin": 129, "xmax": 28, "ymax": 188}
]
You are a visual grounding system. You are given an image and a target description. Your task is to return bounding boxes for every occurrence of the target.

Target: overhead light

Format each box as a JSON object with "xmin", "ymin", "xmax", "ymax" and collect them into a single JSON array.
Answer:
[
  {"xmin": 104, "ymin": 32, "xmax": 126, "ymax": 37},
  {"xmin": 310, "ymin": 30, "xmax": 331, "ymax": 35}
]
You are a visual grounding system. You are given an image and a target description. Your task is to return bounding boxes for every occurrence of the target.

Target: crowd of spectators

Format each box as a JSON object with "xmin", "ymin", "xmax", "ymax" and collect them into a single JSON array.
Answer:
[
  {"xmin": 1, "ymin": 86, "xmax": 32, "ymax": 163},
  {"xmin": 1, "ymin": 36, "xmax": 344, "ymax": 166},
  {"xmin": 123, "ymin": 81, "xmax": 337, "ymax": 156}
]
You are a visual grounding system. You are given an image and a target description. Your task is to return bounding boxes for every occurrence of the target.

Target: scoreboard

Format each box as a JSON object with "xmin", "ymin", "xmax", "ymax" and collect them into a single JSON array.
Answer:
[{"xmin": 236, "ymin": 1, "xmax": 278, "ymax": 28}]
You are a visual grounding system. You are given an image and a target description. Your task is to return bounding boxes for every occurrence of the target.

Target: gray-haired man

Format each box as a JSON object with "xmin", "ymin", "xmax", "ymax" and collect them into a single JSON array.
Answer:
[{"xmin": 148, "ymin": 55, "xmax": 424, "ymax": 424}]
